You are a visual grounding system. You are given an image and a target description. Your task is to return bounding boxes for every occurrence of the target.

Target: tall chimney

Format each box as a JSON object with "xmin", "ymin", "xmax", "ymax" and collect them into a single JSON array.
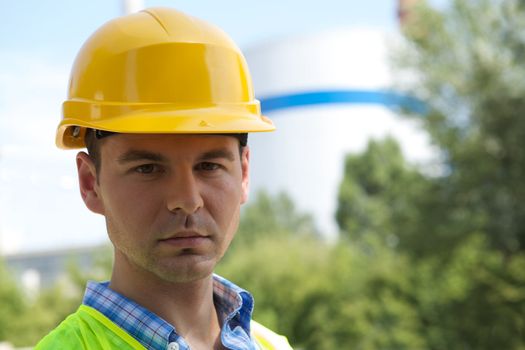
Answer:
[{"xmin": 122, "ymin": 0, "xmax": 144, "ymax": 15}]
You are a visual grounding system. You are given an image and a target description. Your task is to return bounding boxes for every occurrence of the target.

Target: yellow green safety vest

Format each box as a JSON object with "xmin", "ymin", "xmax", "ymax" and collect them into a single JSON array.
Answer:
[{"xmin": 35, "ymin": 305, "xmax": 293, "ymax": 350}]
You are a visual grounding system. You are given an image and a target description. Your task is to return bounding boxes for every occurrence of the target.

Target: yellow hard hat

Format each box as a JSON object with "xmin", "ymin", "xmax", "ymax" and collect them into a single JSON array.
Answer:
[{"xmin": 57, "ymin": 7, "xmax": 275, "ymax": 149}]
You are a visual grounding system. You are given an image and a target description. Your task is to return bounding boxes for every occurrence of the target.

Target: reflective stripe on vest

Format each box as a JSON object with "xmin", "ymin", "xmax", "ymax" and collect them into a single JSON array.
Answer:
[{"xmin": 251, "ymin": 320, "xmax": 294, "ymax": 350}]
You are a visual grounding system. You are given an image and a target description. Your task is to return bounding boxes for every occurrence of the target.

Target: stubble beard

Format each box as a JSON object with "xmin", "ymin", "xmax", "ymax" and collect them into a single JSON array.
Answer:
[{"xmin": 106, "ymin": 214, "xmax": 228, "ymax": 284}]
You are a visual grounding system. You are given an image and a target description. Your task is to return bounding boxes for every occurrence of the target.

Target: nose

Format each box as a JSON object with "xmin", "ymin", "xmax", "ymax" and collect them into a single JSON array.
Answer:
[{"xmin": 166, "ymin": 169, "xmax": 204, "ymax": 215}]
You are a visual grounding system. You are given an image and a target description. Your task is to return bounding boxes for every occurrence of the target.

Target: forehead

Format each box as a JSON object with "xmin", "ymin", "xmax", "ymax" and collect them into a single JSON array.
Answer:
[{"xmin": 99, "ymin": 134, "xmax": 239, "ymax": 158}]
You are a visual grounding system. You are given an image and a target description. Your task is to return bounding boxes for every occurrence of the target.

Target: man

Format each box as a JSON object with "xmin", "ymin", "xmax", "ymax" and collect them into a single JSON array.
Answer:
[{"xmin": 35, "ymin": 7, "xmax": 293, "ymax": 350}]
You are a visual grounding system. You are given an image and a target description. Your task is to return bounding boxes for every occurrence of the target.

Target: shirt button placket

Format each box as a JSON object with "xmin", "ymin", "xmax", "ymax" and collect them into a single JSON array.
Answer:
[{"xmin": 167, "ymin": 342, "xmax": 180, "ymax": 350}]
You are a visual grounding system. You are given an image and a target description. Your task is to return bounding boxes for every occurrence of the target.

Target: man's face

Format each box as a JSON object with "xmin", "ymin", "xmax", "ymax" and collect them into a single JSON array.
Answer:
[{"xmin": 77, "ymin": 134, "xmax": 249, "ymax": 283}]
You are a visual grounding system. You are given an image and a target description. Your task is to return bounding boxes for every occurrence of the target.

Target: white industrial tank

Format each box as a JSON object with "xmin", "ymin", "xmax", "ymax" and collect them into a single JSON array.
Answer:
[{"xmin": 244, "ymin": 28, "xmax": 432, "ymax": 238}]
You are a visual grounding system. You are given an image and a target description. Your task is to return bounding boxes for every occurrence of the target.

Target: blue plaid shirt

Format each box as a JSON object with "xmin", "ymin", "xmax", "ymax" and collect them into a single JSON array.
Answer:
[{"xmin": 82, "ymin": 274, "xmax": 259, "ymax": 350}]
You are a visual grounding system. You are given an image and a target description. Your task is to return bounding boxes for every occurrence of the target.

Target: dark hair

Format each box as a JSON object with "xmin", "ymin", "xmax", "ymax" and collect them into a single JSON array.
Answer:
[
  {"xmin": 84, "ymin": 129, "xmax": 247, "ymax": 174},
  {"xmin": 84, "ymin": 129, "xmax": 102, "ymax": 174}
]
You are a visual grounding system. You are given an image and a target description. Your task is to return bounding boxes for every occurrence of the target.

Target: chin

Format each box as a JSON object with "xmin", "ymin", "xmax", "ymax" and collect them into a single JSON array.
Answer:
[{"xmin": 151, "ymin": 256, "xmax": 217, "ymax": 283}]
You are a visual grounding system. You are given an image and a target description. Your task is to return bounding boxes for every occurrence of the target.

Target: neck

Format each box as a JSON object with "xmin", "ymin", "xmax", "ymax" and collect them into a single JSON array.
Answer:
[{"xmin": 109, "ymin": 252, "xmax": 222, "ymax": 349}]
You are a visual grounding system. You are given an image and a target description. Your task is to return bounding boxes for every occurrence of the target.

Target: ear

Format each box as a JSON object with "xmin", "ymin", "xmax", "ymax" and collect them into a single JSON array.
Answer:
[
  {"xmin": 240, "ymin": 147, "xmax": 250, "ymax": 204},
  {"xmin": 76, "ymin": 152, "xmax": 105, "ymax": 215}
]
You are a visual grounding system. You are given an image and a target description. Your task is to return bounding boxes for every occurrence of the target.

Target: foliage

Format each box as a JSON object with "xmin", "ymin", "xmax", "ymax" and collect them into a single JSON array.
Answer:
[
  {"xmin": 331, "ymin": 0, "xmax": 525, "ymax": 347},
  {"xmin": 7, "ymin": 282, "xmax": 82, "ymax": 347},
  {"xmin": 335, "ymin": 137, "xmax": 427, "ymax": 252},
  {"xmin": 0, "ymin": 248, "xmax": 113, "ymax": 347},
  {"xmin": 0, "ymin": 258, "xmax": 25, "ymax": 342},
  {"xmin": 405, "ymin": 235, "xmax": 525, "ymax": 350},
  {"xmin": 398, "ymin": 0, "xmax": 525, "ymax": 255},
  {"xmin": 336, "ymin": 139, "xmax": 525, "ymax": 348},
  {"xmin": 218, "ymin": 235, "xmax": 426, "ymax": 350},
  {"xmin": 229, "ymin": 190, "xmax": 318, "ymax": 250}
]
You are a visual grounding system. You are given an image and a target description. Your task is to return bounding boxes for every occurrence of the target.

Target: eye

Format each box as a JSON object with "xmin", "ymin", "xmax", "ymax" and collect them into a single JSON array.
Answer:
[
  {"xmin": 196, "ymin": 162, "xmax": 221, "ymax": 171},
  {"xmin": 134, "ymin": 164, "xmax": 160, "ymax": 174}
]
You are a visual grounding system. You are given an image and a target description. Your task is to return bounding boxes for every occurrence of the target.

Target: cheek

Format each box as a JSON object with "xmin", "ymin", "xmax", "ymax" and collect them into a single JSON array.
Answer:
[
  {"xmin": 204, "ymin": 178, "xmax": 243, "ymax": 231},
  {"xmin": 100, "ymin": 179, "xmax": 165, "ymax": 233},
  {"xmin": 226, "ymin": 208, "xmax": 240, "ymax": 237},
  {"xmin": 208, "ymin": 192, "xmax": 240, "ymax": 257}
]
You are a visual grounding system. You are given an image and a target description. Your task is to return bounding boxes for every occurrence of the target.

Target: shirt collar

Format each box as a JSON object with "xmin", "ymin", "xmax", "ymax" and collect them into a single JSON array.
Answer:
[
  {"xmin": 213, "ymin": 274, "xmax": 254, "ymax": 333},
  {"xmin": 82, "ymin": 274, "xmax": 255, "ymax": 350}
]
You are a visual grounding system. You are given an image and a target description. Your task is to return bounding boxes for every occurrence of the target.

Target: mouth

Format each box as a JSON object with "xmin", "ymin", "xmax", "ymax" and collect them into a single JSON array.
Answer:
[{"xmin": 158, "ymin": 232, "xmax": 211, "ymax": 248}]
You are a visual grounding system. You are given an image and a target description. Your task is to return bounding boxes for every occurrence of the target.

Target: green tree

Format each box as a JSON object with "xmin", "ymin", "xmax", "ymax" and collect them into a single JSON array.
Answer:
[
  {"xmin": 399, "ymin": 0, "xmax": 525, "ymax": 256},
  {"xmin": 219, "ymin": 235, "xmax": 427, "ymax": 350},
  {"xmin": 8, "ymin": 282, "xmax": 82, "ymax": 347},
  {"xmin": 0, "ymin": 258, "xmax": 25, "ymax": 342},
  {"xmin": 333, "ymin": 0, "xmax": 525, "ymax": 347},
  {"xmin": 405, "ymin": 234, "xmax": 525, "ymax": 350},
  {"xmin": 2, "ymin": 247, "xmax": 113, "ymax": 347},
  {"xmin": 221, "ymin": 191, "xmax": 426, "ymax": 349},
  {"xmin": 229, "ymin": 190, "xmax": 318, "ymax": 250},
  {"xmin": 335, "ymin": 137, "xmax": 429, "ymax": 253},
  {"xmin": 336, "ymin": 137, "xmax": 525, "ymax": 349}
]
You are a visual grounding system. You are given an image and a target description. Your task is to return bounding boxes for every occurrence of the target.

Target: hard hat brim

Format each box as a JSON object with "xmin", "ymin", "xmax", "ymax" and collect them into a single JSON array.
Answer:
[{"xmin": 56, "ymin": 103, "xmax": 275, "ymax": 149}]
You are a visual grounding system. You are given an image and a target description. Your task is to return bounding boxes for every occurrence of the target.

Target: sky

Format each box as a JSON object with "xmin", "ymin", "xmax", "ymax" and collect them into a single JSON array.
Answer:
[
  {"xmin": 3, "ymin": 1, "xmax": 400, "ymax": 57},
  {"xmin": 0, "ymin": 0, "xmax": 448, "ymax": 254}
]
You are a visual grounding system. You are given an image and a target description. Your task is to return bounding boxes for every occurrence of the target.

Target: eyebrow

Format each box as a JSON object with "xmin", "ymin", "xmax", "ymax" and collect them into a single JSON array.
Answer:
[
  {"xmin": 116, "ymin": 148, "xmax": 236, "ymax": 164},
  {"xmin": 117, "ymin": 150, "xmax": 167, "ymax": 164}
]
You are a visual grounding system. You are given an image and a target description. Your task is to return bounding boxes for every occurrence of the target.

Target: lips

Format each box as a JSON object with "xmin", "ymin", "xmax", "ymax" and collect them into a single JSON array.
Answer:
[
  {"xmin": 158, "ymin": 231, "xmax": 211, "ymax": 248},
  {"xmin": 160, "ymin": 231, "xmax": 208, "ymax": 240}
]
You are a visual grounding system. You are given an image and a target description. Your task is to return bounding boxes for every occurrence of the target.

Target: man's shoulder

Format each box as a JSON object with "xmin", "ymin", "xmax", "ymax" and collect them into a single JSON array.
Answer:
[
  {"xmin": 34, "ymin": 309, "xmax": 87, "ymax": 349},
  {"xmin": 251, "ymin": 320, "xmax": 294, "ymax": 350},
  {"xmin": 34, "ymin": 305, "xmax": 145, "ymax": 350}
]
